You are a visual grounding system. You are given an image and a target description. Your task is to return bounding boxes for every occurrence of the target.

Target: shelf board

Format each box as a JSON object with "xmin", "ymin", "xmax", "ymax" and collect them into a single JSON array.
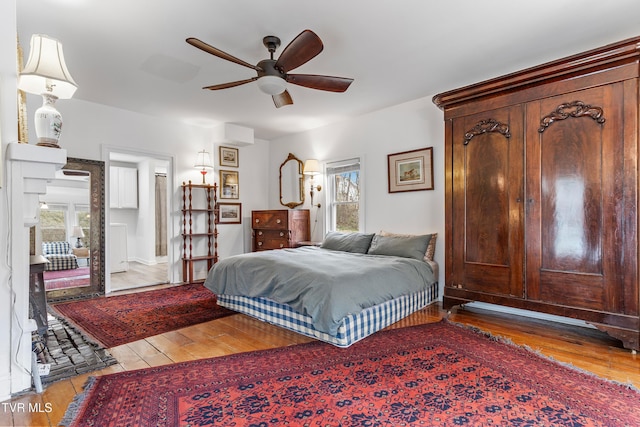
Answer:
[{"xmin": 183, "ymin": 255, "xmax": 216, "ymax": 261}]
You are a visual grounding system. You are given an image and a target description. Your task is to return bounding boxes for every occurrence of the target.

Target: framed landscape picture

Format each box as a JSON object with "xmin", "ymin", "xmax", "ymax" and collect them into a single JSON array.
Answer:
[
  {"xmin": 387, "ymin": 147, "xmax": 434, "ymax": 193},
  {"xmin": 217, "ymin": 203, "xmax": 242, "ymax": 224},
  {"xmin": 219, "ymin": 146, "xmax": 239, "ymax": 167}
]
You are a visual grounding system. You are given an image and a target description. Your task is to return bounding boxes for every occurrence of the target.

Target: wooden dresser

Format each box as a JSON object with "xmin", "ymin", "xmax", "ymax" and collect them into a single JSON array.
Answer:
[
  {"xmin": 433, "ymin": 36, "xmax": 640, "ymax": 350},
  {"xmin": 251, "ymin": 209, "xmax": 310, "ymax": 251}
]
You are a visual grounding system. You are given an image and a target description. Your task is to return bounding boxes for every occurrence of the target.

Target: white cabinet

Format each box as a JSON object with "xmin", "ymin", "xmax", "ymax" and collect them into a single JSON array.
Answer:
[
  {"xmin": 110, "ymin": 223, "xmax": 129, "ymax": 272},
  {"xmin": 110, "ymin": 166, "xmax": 138, "ymax": 208}
]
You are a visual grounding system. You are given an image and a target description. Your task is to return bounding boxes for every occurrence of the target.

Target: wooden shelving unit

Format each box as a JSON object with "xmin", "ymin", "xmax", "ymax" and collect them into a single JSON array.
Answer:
[{"xmin": 181, "ymin": 181, "xmax": 218, "ymax": 283}]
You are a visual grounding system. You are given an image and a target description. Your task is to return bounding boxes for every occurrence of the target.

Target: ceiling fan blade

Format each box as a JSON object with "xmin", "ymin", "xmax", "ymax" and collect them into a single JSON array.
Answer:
[
  {"xmin": 275, "ymin": 30, "xmax": 323, "ymax": 73},
  {"xmin": 203, "ymin": 77, "xmax": 257, "ymax": 90},
  {"xmin": 286, "ymin": 74, "xmax": 353, "ymax": 92},
  {"xmin": 273, "ymin": 90, "xmax": 293, "ymax": 108},
  {"xmin": 187, "ymin": 37, "xmax": 262, "ymax": 71}
]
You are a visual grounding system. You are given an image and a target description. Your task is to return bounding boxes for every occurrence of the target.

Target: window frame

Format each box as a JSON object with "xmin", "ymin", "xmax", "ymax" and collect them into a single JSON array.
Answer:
[{"xmin": 324, "ymin": 156, "xmax": 364, "ymax": 233}]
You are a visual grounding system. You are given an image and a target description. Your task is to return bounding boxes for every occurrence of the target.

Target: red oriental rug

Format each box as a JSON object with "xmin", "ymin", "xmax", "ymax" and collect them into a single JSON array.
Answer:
[
  {"xmin": 51, "ymin": 284, "xmax": 235, "ymax": 348},
  {"xmin": 62, "ymin": 320, "xmax": 640, "ymax": 427}
]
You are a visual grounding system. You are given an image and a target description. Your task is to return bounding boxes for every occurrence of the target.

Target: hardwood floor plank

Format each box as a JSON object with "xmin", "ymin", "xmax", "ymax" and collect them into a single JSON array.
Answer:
[
  {"xmin": 126, "ymin": 338, "xmax": 164, "ymax": 359},
  {"xmin": 143, "ymin": 352, "xmax": 175, "ymax": 367},
  {"xmin": 41, "ymin": 379, "xmax": 77, "ymax": 427},
  {"xmin": 4, "ymin": 393, "xmax": 50, "ymax": 427}
]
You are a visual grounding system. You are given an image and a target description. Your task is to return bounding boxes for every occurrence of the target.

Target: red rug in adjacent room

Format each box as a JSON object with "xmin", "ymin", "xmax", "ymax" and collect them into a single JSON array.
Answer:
[
  {"xmin": 50, "ymin": 283, "xmax": 235, "ymax": 348},
  {"xmin": 44, "ymin": 267, "xmax": 90, "ymax": 291},
  {"xmin": 62, "ymin": 320, "xmax": 640, "ymax": 427}
]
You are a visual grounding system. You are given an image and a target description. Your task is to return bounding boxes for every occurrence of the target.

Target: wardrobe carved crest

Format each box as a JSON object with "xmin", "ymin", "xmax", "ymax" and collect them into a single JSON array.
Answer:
[
  {"xmin": 463, "ymin": 118, "xmax": 511, "ymax": 145},
  {"xmin": 538, "ymin": 100, "xmax": 605, "ymax": 133}
]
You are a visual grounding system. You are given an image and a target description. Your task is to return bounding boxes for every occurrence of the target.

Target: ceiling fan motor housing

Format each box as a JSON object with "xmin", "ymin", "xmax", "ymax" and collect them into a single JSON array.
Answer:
[
  {"xmin": 262, "ymin": 36, "xmax": 281, "ymax": 56},
  {"xmin": 256, "ymin": 59, "xmax": 287, "ymax": 95}
]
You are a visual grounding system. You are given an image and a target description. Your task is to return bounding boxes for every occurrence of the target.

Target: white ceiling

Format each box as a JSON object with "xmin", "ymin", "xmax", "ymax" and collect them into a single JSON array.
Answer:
[{"xmin": 16, "ymin": 0, "xmax": 640, "ymax": 141}]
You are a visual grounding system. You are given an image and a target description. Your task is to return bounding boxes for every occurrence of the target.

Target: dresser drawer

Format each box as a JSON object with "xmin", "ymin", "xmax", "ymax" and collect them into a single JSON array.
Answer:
[
  {"xmin": 255, "ymin": 230, "xmax": 290, "ymax": 250},
  {"xmin": 252, "ymin": 211, "xmax": 288, "ymax": 230}
]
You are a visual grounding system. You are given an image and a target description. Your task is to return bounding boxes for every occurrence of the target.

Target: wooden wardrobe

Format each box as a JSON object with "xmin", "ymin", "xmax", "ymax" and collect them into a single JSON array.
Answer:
[{"xmin": 433, "ymin": 36, "xmax": 640, "ymax": 350}]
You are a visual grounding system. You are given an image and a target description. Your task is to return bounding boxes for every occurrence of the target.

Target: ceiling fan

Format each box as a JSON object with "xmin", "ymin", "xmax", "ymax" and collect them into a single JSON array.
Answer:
[{"xmin": 186, "ymin": 29, "xmax": 353, "ymax": 108}]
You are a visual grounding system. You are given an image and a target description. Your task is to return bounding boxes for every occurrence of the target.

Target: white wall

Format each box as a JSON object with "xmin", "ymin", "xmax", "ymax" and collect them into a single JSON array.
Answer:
[
  {"xmin": 0, "ymin": 0, "xmax": 18, "ymax": 402},
  {"xmin": 215, "ymin": 140, "xmax": 270, "ymax": 258},
  {"xmin": 269, "ymin": 96, "xmax": 445, "ymax": 286}
]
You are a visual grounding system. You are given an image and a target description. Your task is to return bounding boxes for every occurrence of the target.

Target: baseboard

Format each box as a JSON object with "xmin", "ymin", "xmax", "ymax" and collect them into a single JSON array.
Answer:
[
  {"xmin": 132, "ymin": 258, "xmax": 157, "ymax": 266},
  {"xmin": 465, "ymin": 301, "xmax": 595, "ymax": 329}
]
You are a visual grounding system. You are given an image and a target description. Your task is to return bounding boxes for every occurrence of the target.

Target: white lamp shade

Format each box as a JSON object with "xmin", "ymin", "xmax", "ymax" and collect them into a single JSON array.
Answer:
[
  {"xmin": 194, "ymin": 150, "xmax": 214, "ymax": 169},
  {"xmin": 71, "ymin": 225, "xmax": 85, "ymax": 238},
  {"xmin": 256, "ymin": 75, "xmax": 287, "ymax": 95},
  {"xmin": 303, "ymin": 159, "xmax": 321, "ymax": 175},
  {"xmin": 19, "ymin": 34, "xmax": 78, "ymax": 99}
]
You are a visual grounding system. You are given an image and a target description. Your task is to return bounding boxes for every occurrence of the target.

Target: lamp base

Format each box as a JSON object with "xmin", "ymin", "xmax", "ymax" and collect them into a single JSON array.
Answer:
[
  {"xmin": 34, "ymin": 93, "xmax": 62, "ymax": 149},
  {"xmin": 37, "ymin": 139, "xmax": 62, "ymax": 148}
]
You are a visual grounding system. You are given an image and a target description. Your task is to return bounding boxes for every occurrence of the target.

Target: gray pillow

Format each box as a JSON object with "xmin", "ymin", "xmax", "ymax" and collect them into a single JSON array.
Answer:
[
  {"xmin": 321, "ymin": 232, "xmax": 375, "ymax": 254},
  {"xmin": 368, "ymin": 233, "xmax": 432, "ymax": 260}
]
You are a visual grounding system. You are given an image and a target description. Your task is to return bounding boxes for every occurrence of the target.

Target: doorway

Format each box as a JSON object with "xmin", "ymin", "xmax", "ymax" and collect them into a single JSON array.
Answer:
[{"xmin": 105, "ymin": 147, "xmax": 175, "ymax": 292}]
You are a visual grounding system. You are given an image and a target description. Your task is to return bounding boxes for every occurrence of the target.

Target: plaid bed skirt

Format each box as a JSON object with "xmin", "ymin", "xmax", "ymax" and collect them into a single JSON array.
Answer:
[{"xmin": 217, "ymin": 281, "xmax": 439, "ymax": 347}]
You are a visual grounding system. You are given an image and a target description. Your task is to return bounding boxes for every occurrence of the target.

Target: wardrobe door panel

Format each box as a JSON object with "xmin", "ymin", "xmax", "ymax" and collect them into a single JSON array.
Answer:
[
  {"xmin": 450, "ymin": 107, "xmax": 524, "ymax": 297},
  {"xmin": 525, "ymin": 85, "xmax": 630, "ymax": 313}
]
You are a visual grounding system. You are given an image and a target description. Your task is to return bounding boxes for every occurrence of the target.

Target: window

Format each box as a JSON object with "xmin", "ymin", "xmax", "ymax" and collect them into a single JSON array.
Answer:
[
  {"xmin": 326, "ymin": 157, "xmax": 362, "ymax": 233},
  {"xmin": 40, "ymin": 204, "xmax": 68, "ymax": 242}
]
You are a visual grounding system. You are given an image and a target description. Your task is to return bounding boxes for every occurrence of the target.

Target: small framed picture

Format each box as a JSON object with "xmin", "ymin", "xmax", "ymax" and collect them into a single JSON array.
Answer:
[
  {"xmin": 219, "ymin": 170, "xmax": 239, "ymax": 199},
  {"xmin": 387, "ymin": 147, "xmax": 434, "ymax": 193},
  {"xmin": 217, "ymin": 203, "xmax": 242, "ymax": 224},
  {"xmin": 219, "ymin": 146, "xmax": 239, "ymax": 168}
]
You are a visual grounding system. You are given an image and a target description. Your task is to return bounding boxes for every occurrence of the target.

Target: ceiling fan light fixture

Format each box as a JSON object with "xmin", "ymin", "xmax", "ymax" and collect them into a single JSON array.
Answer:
[{"xmin": 256, "ymin": 75, "xmax": 286, "ymax": 95}]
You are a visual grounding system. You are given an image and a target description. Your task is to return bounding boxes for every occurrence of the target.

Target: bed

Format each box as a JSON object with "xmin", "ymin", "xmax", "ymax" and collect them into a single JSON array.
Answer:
[{"xmin": 204, "ymin": 231, "xmax": 438, "ymax": 347}]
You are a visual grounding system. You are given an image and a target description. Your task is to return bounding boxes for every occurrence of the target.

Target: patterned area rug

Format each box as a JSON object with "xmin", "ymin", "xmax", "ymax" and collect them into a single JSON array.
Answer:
[
  {"xmin": 62, "ymin": 320, "xmax": 640, "ymax": 426},
  {"xmin": 50, "ymin": 284, "xmax": 235, "ymax": 348}
]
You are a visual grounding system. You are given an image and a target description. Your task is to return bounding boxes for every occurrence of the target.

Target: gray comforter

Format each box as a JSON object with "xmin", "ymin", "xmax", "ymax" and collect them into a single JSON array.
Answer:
[{"xmin": 204, "ymin": 246, "xmax": 436, "ymax": 336}]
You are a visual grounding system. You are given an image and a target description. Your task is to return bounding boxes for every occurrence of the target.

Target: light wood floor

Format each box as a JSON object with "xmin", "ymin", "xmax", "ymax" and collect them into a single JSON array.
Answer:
[
  {"xmin": 2, "ymin": 296, "xmax": 639, "ymax": 427},
  {"xmin": 110, "ymin": 261, "xmax": 169, "ymax": 291}
]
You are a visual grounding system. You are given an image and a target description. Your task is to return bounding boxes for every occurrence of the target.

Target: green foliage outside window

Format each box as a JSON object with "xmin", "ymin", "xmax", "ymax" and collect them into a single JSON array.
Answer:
[{"xmin": 40, "ymin": 209, "xmax": 66, "ymax": 242}]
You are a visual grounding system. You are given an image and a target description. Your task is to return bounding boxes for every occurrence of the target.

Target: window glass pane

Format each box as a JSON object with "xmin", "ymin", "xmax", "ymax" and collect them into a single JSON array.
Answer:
[
  {"xmin": 335, "ymin": 203, "xmax": 359, "ymax": 233},
  {"xmin": 40, "ymin": 208, "xmax": 66, "ymax": 242},
  {"xmin": 333, "ymin": 171, "xmax": 360, "ymax": 202}
]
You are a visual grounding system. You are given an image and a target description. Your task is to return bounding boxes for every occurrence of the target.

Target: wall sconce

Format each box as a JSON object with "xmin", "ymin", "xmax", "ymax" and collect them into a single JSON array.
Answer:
[
  {"xmin": 303, "ymin": 159, "xmax": 322, "ymax": 208},
  {"xmin": 18, "ymin": 34, "xmax": 78, "ymax": 148},
  {"xmin": 194, "ymin": 149, "xmax": 214, "ymax": 184},
  {"xmin": 71, "ymin": 225, "xmax": 85, "ymax": 248}
]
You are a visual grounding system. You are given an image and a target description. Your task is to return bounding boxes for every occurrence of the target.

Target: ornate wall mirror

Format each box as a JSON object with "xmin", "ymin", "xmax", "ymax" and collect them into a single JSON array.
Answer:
[
  {"xmin": 45, "ymin": 157, "xmax": 105, "ymax": 302},
  {"xmin": 279, "ymin": 153, "xmax": 305, "ymax": 209}
]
